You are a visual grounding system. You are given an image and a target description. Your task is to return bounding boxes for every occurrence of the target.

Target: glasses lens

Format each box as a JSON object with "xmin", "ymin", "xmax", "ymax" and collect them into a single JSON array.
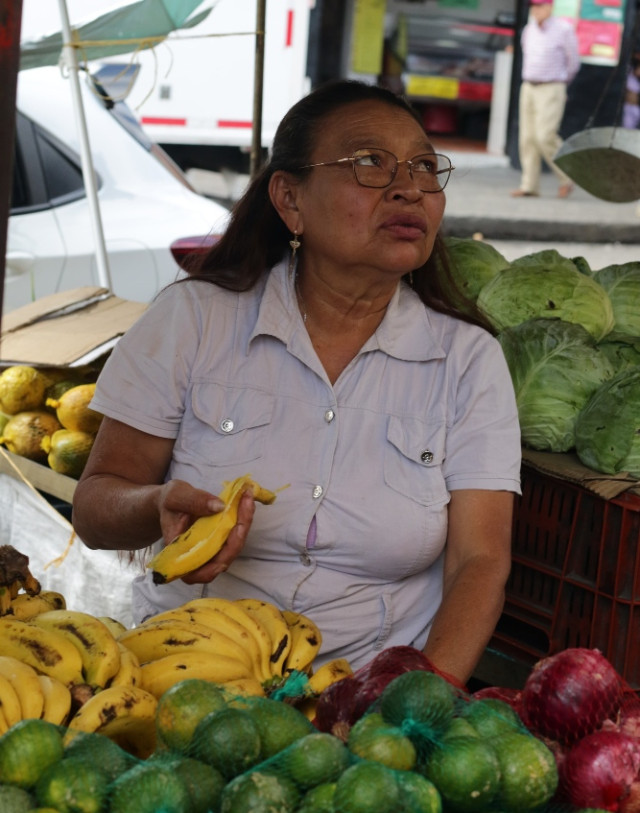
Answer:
[
  {"xmin": 352, "ymin": 149, "xmax": 396, "ymax": 188},
  {"xmin": 412, "ymin": 154, "xmax": 452, "ymax": 192}
]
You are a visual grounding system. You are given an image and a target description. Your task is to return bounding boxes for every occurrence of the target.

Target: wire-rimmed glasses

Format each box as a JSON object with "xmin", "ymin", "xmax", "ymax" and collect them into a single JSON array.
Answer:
[{"xmin": 299, "ymin": 148, "xmax": 455, "ymax": 192}]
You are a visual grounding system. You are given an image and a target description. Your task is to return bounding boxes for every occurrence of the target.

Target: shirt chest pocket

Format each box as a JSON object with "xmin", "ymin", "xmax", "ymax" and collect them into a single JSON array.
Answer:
[
  {"xmin": 384, "ymin": 415, "xmax": 449, "ymax": 507},
  {"xmin": 180, "ymin": 383, "xmax": 275, "ymax": 466}
]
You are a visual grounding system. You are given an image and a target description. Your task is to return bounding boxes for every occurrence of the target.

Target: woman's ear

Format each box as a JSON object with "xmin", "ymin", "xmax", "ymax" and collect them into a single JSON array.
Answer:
[{"xmin": 269, "ymin": 171, "xmax": 303, "ymax": 234}]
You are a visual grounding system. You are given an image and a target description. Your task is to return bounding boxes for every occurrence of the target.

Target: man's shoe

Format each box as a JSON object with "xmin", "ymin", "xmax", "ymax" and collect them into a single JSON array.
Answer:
[
  {"xmin": 510, "ymin": 189, "xmax": 539, "ymax": 197},
  {"xmin": 557, "ymin": 183, "xmax": 574, "ymax": 198}
]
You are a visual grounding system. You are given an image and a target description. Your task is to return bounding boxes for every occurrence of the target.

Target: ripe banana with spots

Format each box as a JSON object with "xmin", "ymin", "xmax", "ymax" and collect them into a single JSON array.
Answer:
[
  {"xmin": 219, "ymin": 677, "xmax": 266, "ymax": 698},
  {"xmin": 182, "ymin": 597, "xmax": 274, "ymax": 683},
  {"xmin": 38, "ymin": 674, "xmax": 72, "ymax": 726},
  {"xmin": 98, "ymin": 616, "xmax": 129, "ymax": 638},
  {"xmin": 281, "ymin": 610, "xmax": 323, "ymax": 675},
  {"xmin": 0, "ymin": 617, "xmax": 84, "ymax": 686},
  {"xmin": 0, "ymin": 655, "xmax": 45, "ymax": 721},
  {"xmin": 29, "ymin": 609, "xmax": 122, "ymax": 689},
  {"xmin": 9, "ymin": 590, "xmax": 66, "ymax": 620},
  {"xmin": 140, "ymin": 651, "xmax": 255, "ymax": 699},
  {"xmin": 147, "ymin": 474, "xmax": 278, "ymax": 584},
  {"xmin": 108, "ymin": 643, "xmax": 143, "ymax": 688},
  {"xmin": 307, "ymin": 658, "xmax": 354, "ymax": 694},
  {"xmin": 0, "ymin": 672, "xmax": 22, "ymax": 728},
  {"xmin": 65, "ymin": 685, "xmax": 158, "ymax": 760},
  {"xmin": 235, "ymin": 598, "xmax": 292, "ymax": 677},
  {"xmin": 118, "ymin": 618, "xmax": 255, "ymax": 672}
]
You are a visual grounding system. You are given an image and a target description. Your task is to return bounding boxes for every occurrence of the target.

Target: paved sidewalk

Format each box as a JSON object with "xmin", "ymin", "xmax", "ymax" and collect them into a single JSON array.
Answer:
[{"xmin": 442, "ymin": 151, "xmax": 640, "ymax": 244}]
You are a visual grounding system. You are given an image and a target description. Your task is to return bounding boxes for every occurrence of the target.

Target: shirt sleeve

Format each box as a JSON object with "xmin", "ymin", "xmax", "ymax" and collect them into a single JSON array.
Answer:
[
  {"xmin": 90, "ymin": 284, "xmax": 202, "ymax": 438},
  {"xmin": 443, "ymin": 332, "xmax": 522, "ymax": 494},
  {"xmin": 564, "ymin": 21, "xmax": 581, "ymax": 82}
]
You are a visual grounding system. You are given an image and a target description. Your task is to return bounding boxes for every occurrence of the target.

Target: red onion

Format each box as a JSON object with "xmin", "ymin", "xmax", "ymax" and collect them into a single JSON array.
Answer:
[
  {"xmin": 520, "ymin": 648, "xmax": 623, "ymax": 744},
  {"xmin": 349, "ymin": 671, "xmax": 401, "ymax": 724},
  {"xmin": 559, "ymin": 730, "xmax": 640, "ymax": 811},
  {"xmin": 313, "ymin": 675, "xmax": 360, "ymax": 736},
  {"xmin": 353, "ymin": 645, "xmax": 435, "ymax": 683}
]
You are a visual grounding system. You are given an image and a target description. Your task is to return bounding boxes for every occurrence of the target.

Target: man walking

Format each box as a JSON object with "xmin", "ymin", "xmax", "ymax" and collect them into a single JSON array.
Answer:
[{"xmin": 511, "ymin": 0, "xmax": 580, "ymax": 198}]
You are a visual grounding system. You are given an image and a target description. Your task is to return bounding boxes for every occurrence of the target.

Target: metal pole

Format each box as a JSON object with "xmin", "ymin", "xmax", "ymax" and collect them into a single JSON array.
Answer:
[
  {"xmin": 0, "ymin": 0, "xmax": 24, "ymax": 320},
  {"xmin": 57, "ymin": 0, "xmax": 113, "ymax": 291},
  {"xmin": 250, "ymin": 0, "xmax": 266, "ymax": 179}
]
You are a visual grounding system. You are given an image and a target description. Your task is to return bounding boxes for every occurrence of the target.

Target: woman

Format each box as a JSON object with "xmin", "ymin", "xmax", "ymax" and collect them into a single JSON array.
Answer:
[{"xmin": 73, "ymin": 80, "xmax": 521, "ymax": 684}]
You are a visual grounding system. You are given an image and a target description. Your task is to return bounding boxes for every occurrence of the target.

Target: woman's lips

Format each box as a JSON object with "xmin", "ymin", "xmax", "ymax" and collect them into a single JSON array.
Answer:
[{"xmin": 381, "ymin": 215, "xmax": 427, "ymax": 239}]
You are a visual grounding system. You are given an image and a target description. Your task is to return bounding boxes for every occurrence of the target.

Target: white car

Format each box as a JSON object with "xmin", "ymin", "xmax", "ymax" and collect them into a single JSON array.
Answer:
[{"xmin": 6, "ymin": 66, "xmax": 229, "ymax": 313}]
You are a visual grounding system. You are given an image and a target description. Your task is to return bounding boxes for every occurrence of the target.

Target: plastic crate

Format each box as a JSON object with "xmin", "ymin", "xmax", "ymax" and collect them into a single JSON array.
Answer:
[{"xmin": 489, "ymin": 463, "xmax": 640, "ymax": 689}]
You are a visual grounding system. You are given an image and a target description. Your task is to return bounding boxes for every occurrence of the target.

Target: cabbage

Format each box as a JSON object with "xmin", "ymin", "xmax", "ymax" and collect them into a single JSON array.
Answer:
[
  {"xmin": 597, "ymin": 339, "xmax": 640, "ymax": 374},
  {"xmin": 478, "ymin": 263, "xmax": 615, "ymax": 341},
  {"xmin": 509, "ymin": 248, "xmax": 583, "ymax": 274},
  {"xmin": 593, "ymin": 262, "xmax": 640, "ymax": 341},
  {"xmin": 498, "ymin": 319, "xmax": 615, "ymax": 452},
  {"xmin": 443, "ymin": 237, "xmax": 510, "ymax": 302},
  {"xmin": 575, "ymin": 368, "xmax": 640, "ymax": 477}
]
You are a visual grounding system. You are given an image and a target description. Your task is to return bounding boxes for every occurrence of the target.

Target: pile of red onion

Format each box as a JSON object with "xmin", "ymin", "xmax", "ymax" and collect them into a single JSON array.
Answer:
[{"xmin": 475, "ymin": 647, "xmax": 640, "ymax": 812}]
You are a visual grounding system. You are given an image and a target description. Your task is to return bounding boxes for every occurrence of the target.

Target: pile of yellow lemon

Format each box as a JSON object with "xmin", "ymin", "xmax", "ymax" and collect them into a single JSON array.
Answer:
[{"xmin": 0, "ymin": 364, "xmax": 102, "ymax": 478}]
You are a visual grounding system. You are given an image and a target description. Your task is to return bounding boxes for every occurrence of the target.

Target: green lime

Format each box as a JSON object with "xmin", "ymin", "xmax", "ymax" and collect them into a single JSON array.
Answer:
[
  {"xmin": 35, "ymin": 757, "xmax": 109, "ymax": 813},
  {"xmin": 423, "ymin": 736, "xmax": 501, "ymax": 812},
  {"xmin": 297, "ymin": 782, "xmax": 337, "ymax": 813},
  {"xmin": 192, "ymin": 706, "xmax": 261, "ymax": 779},
  {"xmin": 348, "ymin": 712, "xmax": 416, "ymax": 770},
  {"xmin": 220, "ymin": 770, "xmax": 299, "ymax": 813},
  {"xmin": 109, "ymin": 762, "xmax": 191, "ymax": 813},
  {"xmin": 333, "ymin": 760, "xmax": 400, "ymax": 813},
  {"xmin": 441, "ymin": 716, "xmax": 481, "ymax": 741},
  {"xmin": 231, "ymin": 696, "xmax": 314, "ymax": 760},
  {"xmin": 462, "ymin": 698, "xmax": 522, "ymax": 739},
  {"xmin": 155, "ymin": 678, "xmax": 228, "ymax": 754},
  {"xmin": 157, "ymin": 755, "xmax": 226, "ymax": 813},
  {"xmin": 491, "ymin": 732, "xmax": 558, "ymax": 810},
  {"xmin": 63, "ymin": 730, "xmax": 136, "ymax": 781},
  {"xmin": 0, "ymin": 783, "xmax": 36, "ymax": 812},
  {"xmin": 380, "ymin": 671, "xmax": 456, "ymax": 733},
  {"xmin": 0, "ymin": 719, "xmax": 64, "ymax": 789},
  {"xmin": 279, "ymin": 732, "xmax": 350, "ymax": 790},
  {"xmin": 397, "ymin": 770, "xmax": 443, "ymax": 813}
]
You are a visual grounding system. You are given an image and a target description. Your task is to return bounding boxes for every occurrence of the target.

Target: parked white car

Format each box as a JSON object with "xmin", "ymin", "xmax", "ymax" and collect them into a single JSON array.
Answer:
[{"xmin": 6, "ymin": 66, "xmax": 229, "ymax": 313}]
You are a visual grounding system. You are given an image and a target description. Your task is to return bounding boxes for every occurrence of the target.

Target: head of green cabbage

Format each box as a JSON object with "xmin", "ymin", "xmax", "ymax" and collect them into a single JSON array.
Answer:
[
  {"xmin": 498, "ymin": 318, "xmax": 615, "ymax": 452},
  {"xmin": 443, "ymin": 237, "xmax": 510, "ymax": 303},
  {"xmin": 575, "ymin": 368, "xmax": 640, "ymax": 477},
  {"xmin": 593, "ymin": 262, "xmax": 640, "ymax": 341},
  {"xmin": 478, "ymin": 262, "xmax": 615, "ymax": 341}
]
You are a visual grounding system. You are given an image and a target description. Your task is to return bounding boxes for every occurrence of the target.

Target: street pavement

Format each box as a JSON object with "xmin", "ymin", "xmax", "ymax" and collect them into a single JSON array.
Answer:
[{"xmin": 442, "ymin": 149, "xmax": 640, "ymax": 245}]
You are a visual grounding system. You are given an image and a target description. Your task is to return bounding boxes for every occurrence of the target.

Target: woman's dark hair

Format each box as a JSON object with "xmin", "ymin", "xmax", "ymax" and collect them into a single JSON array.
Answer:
[{"xmin": 189, "ymin": 79, "xmax": 492, "ymax": 332}]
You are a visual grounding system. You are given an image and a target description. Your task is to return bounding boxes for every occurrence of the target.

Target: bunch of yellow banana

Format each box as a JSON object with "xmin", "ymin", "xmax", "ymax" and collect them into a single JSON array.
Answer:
[
  {"xmin": 0, "ymin": 655, "xmax": 72, "ymax": 731},
  {"xmin": 117, "ymin": 597, "xmax": 327, "ymax": 700}
]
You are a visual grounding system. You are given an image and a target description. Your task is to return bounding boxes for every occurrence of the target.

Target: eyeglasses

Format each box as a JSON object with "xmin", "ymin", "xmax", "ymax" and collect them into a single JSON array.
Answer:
[{"xmin": 299, "ymin": 148, "xmax": 455, "ymax": 193}]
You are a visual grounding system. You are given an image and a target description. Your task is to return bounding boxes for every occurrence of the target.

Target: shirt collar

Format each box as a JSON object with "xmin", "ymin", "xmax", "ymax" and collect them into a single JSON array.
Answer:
[{"xmin": 250, "ymin": 260, "xmax": 446, "ymax": 362}]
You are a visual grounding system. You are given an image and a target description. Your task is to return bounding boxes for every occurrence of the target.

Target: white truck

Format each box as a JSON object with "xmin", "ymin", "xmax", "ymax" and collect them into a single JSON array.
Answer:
[{"xmin": 98, "ymin": 0, "xmax": 314, "ymax": 195}]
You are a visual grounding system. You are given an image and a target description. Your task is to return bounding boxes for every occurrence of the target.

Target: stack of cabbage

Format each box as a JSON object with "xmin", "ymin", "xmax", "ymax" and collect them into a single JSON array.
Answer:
[{"xmin": 443, "ymin": 237, "xmax": 640, "ymax": 478}]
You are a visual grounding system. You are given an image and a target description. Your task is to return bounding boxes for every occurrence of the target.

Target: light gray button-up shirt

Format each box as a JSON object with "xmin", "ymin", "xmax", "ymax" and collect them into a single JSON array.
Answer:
[{"xmin": 91, "ymin": 260, "xmax": 521, "ymax": 669}]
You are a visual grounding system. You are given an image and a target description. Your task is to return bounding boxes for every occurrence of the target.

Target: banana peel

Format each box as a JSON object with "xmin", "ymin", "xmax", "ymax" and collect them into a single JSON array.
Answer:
[{"xmin": 148, "ymin": 474, "xmax": 278, "ymax": 585}]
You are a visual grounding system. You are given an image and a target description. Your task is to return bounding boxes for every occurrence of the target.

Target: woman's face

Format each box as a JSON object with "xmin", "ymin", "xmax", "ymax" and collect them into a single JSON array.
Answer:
[{"xmin": 291, "ymin": 100, "xmax": 447, "ymax": 284}]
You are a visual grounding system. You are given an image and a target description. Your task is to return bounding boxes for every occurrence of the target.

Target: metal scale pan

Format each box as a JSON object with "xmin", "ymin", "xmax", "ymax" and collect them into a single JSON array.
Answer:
[{"xmin": 554, "ymin": 126, "xmax": 640, "ymax": 203}]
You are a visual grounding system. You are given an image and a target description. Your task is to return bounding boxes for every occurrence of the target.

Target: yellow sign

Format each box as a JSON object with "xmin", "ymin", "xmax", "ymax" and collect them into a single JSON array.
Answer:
[
  {"xmin": 405, "ymin": 75, "xmax": 460, "ymax": 100},
  {"xmin": 351, "ymin": 0, "xmax": 386, "ymax": 75}
]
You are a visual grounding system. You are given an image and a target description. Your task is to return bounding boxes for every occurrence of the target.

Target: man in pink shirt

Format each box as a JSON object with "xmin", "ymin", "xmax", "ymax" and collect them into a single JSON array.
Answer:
[{"xmin": 511, "ymin": 0, "xmax": 581, "ymax": 198}]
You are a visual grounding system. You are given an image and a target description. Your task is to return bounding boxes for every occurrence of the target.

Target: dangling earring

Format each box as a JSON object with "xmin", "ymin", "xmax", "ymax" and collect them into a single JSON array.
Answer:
[
  {"xmin": 409, "ymin": 270, "xmax": 414, "ymax": 286},
  {"xmin": 288, "ymin": 231, "xmax": 301, "ymax": 275}
]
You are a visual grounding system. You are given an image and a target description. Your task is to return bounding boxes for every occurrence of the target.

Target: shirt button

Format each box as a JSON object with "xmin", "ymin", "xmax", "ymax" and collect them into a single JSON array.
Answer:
[
  {"xmin": 420, "ymin": 450, "xmax": 434, "ymax": 463},
  {"xmin": 324, "ymin": 409, "xmax": 335, "ymax": 423},
  {"xmin": 300, "ymin": 552, "xmax": 312, "ymax": 566},
  {"xmin": 220, "ymin": 418, "xmax": 234, "ymax": 433},
  {"xmin": 312, "ymin": 485, "xmax": 323, "ymax": 499}
]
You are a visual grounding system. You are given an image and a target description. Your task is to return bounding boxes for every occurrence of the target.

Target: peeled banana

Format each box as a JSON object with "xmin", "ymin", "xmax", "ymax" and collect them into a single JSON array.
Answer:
[
  {"xmin": 30, "ymin": 609, "xmax": 122, "ymax": 688},
  {"xmin": 147, "ymin": 474, "xmax": 278, "ymax": 584}
]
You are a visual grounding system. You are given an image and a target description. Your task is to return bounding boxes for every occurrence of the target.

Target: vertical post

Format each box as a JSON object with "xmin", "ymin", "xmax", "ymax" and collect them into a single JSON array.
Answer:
[
  {"xmin": 0, "ymin": 0, "xmax": 24, "ymax": 321},
  {"xmin": 250, "ymin": 0, "xmax": 266, "ymax": 179},
  {"xmin": 57, "ymin": 0, "xmax": 112, "ymax": 291}
]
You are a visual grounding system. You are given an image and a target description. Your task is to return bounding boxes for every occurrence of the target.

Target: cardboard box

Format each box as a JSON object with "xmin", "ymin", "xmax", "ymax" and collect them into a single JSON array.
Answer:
[{"xmin": 0, "ymin": 286, "xmax": 147, "ymax": 369}]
